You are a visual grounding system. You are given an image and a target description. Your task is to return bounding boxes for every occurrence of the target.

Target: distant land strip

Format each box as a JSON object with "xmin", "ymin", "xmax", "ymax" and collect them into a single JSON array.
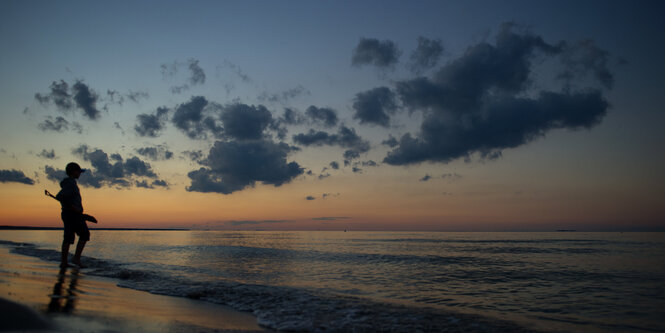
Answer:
[{"xmin": 0, "ymin": 226, "xmax": 190, "ymax": 231}]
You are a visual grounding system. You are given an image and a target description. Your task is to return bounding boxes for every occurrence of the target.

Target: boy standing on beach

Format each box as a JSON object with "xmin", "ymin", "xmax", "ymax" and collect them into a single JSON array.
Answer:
[{"xmin": 56, "ymin": 162, "xmax": 90, "ymax": 268}]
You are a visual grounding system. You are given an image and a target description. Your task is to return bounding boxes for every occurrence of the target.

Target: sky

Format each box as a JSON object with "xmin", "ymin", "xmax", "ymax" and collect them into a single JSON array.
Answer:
[{"xmin": 1, "ymin": 0, "xmax": 664, "ymax": 231}]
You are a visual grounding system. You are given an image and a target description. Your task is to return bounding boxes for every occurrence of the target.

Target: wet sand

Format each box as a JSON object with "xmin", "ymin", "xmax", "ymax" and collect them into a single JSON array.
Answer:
[{"xmin": 0, "ymin": 246, "xmax": 267, "ymax": 332}]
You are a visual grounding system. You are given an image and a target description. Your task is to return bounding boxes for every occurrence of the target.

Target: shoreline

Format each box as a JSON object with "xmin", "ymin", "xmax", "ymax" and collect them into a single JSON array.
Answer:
[{"xmin": 0, "ymin": 246, "xmax": 266, "ymax": 332}]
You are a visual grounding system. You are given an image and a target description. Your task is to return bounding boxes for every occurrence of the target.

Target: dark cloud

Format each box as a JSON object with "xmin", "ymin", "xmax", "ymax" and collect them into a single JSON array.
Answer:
[
  {"xmin": 221, "ymin": 103, "xmax": 272, "ymax": 140},
  {"xmin": 35, "ymin": 80, "xmax": 73, "ymax": 110},
  {"xmin": 305, "ymin": 105, "xmax": 339, "ymax": 128},
  {"xmin": 136, "ymin": 144, "xmax": 173, "ymax": 161},
  {"xmin": 35, "ymin": 80, "xmax": 101, "ymax": 120},
  {"xmin": 38, "ymin": 116, "xmax": 82, "ymax": 133},
  {"xmin": 293, "ymin": 126, "xmax": 370, "ymax": 154},
  {"xmin": 37, "ymin": 149, "xmax": 56, "ymax": 159},
  {"xmin": 44, "ymin": 165, "xmax": 103, "ymax": 188},
  {"xmin": 329, "ymin": 161, "xmax": 340, "ymax": 170},
  {"xmin": 135, "ymin": 106, "xmax": 169, "ymax": 137},
  {"xmin": 343, "ymin": 149, "xmax": 360, "ymax": 160},
  {"xmin": 63, "ymin": 145, "xmax": 165, "ymax": 188},
  {"xmin": 306, "ymin": 195, "xmax": 316, "ymax": 200},
  {"xmin": 187, "ymin": 139, "xmax": 304, "ymax": 194},
  {"xmin": 384, "ymin": 23, "xmax": 611, "ymax": 166},
  {"xmin": 420, "ymin": 174, "xmax": 432, "ymax": 182},
  {"xmin": 409, "ymin": 36, "xmax": 444, "ymax": 74},
  {"xmin": 352, "ymin": 87, "xmax": 397, "ymax": 127},
  {"xmin": 0, "ymin": 169, "xmax": 35, "ymax": 185},
  {"xmin": 352, "ymin": 38, "xmax": 401, "ymax": 68},
  {"xmin": 171, "ymin": 96, "xmax": 223, "ymax": 140},
  {"xmin": 71, "ymin": 81, "xmax": 101, "ymax": 120},
  {"xmin": 382, "ymin": 136, "xmax": 399, "ymax": 148}
]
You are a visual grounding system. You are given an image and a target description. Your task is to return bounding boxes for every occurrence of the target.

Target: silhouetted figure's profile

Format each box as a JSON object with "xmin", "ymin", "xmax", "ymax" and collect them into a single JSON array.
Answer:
[{"xmin": 55, "ymin": 162, "xmax": 90, "ymax": 268}]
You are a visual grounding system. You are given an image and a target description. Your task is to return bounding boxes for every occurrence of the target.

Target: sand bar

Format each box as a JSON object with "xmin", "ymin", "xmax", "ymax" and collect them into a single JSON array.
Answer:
[{"xmin": 0, "ymin": 246, "xmax": 267, "ymax": 332}]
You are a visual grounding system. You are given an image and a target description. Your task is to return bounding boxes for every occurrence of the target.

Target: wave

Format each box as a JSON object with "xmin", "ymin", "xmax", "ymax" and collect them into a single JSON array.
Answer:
[{"xmin": 2, "ymin": 239, "xmax": 534, "ymax": 332}]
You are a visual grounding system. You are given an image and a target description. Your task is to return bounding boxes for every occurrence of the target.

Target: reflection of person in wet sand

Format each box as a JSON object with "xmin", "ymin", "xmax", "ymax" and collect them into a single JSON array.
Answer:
[
  {"xmin": 52, "ymin": 162, "xmax": 97, "ymax": 268},
  {"xmin": 48, "ymin": 267, "xmax": 80, "ymax": 314}
]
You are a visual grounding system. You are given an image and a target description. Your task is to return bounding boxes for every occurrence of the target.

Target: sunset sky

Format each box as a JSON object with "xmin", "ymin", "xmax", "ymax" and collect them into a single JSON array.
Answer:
[{"xmin": 1, "ymin": 0, "xmax": 663, "ymax": 231}]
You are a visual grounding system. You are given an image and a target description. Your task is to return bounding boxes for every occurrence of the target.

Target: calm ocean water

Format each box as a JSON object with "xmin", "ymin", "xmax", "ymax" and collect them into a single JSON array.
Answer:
[{"xmin": 2, "ymin": 230, "xmax": 664, "ymax": 332}]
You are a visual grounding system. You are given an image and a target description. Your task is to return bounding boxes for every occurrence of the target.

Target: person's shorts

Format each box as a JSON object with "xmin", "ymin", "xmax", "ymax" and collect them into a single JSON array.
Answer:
[{"xmin": 61, "ymin": 211, "xmax": 90, "ymax": 244}]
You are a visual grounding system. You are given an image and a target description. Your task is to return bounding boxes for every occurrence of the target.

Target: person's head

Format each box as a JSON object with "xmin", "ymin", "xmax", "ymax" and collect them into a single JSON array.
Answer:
[{"xmin": 65, "ymin": 162, "xmax": 85, "ymax": 179}]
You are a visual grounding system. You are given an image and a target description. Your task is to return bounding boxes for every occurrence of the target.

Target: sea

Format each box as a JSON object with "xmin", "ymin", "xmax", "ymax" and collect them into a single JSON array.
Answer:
[{"xmin": 1, "ymin": 230, "xmax": 664, "ymax": 332}]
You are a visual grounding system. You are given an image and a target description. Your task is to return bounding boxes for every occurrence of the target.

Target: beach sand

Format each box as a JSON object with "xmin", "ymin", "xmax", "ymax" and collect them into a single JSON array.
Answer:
[{"xmin": 0, "ymin": 246, "xmax": 267, "ymax": 332}]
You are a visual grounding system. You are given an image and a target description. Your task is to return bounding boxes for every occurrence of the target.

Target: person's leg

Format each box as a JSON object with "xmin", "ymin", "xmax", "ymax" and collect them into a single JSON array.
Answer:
[
  {"xmin": 61, "ymin": 240, "xmax": 70, "ymax": 267},
  {"xmin": 71, "ymin": 220, "xmax": 89, "ymax": 267},
  {"xmin": 72, "ymin": 239, "xmax": 86, "ymax": 266}
]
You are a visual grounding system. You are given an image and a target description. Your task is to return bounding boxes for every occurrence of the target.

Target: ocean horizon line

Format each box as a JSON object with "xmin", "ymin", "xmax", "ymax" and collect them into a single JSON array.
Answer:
[{"xmin": 2, "ymin": 225, "xmax": 664, "ymax": 232}]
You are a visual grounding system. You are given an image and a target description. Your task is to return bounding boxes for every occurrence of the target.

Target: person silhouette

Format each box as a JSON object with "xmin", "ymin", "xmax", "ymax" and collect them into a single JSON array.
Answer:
[{"xmin": 55, "ymin": 162, "xmax": 90, "ymax": 268}]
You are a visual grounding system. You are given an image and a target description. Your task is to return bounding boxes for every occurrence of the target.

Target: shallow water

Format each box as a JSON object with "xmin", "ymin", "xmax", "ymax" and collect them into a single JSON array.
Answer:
[{"xmin": 2, "ymin": 231, "xmax": 664, "ymax": 332}]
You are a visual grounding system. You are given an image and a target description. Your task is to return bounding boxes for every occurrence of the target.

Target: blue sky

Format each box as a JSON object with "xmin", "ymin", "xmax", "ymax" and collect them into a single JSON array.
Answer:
[{"xmin": 1, "ymin": 0, "xmax": 664, "ymax": 230}]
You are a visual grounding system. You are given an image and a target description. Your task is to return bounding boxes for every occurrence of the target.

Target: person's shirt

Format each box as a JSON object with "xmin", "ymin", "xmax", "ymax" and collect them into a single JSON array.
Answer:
[{"xmin": 55, "ymin": 177, "xmax": 83, "ymax": 213}]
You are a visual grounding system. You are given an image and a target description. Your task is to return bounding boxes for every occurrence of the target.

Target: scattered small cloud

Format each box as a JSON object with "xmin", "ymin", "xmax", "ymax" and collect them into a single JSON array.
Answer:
[
  {"xmin": 182, "ymin": 150, "xmax": 205, "ymax": 163},
  {"xmin": 161, "ymin": 58, "xmax": 206, "ymax": 94},
  {"xmin": 305, "ymin": 105, "xmax": 339, "ymax": 128},
  {"xmin": 37, "ymin": 149, "xmax": 56, "ymax": 159},
  {"xmin": 258, "ymin": 85, "xmax": 310, "ymax": 103},
  {"xmin": 352, "ymin": 38, "xmax": 401, "ymax": 69},
  {"xmin": 136, "ymin": 144, "xmax": 173, "ymax": 161},
  {"xmin": 38, "ymin": 116, "xmax": 82, "ymax": 133},
  {"xmin": 306, "ymin": 195, "xmax": 316, "ymax": 200}
]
